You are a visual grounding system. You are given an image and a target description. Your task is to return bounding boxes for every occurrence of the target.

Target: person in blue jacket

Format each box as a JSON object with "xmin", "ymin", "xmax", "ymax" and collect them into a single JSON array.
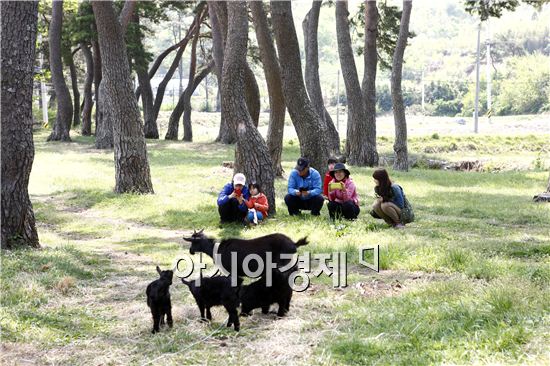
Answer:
[
  {"xmin": 217, "ymin": 173, "xmax": 250, "ymax": 223},
  {"xmin": 284, "ymin": 157, "xmax": 324, "ymax": 216}
]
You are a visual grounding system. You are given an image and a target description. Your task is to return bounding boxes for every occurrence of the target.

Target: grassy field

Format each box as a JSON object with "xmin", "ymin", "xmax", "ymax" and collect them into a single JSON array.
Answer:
[{"xmin": 1, "ymin": 117, "xmax": 549, "ymax": 365}]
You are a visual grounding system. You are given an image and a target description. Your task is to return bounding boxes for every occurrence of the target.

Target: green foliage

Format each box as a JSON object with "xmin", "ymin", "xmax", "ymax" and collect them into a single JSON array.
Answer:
[{"xmin": 493, "ymin": 53, "xmax": 550, "ymax": 115}]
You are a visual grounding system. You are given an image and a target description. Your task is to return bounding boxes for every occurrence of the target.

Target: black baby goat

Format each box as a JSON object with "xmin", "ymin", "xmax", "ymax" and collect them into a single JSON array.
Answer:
[
  {"xmin": 240, "ymin": 266, "xmax": 297, "ymax": 317},
  {"xmin": 181, "ymin": 275, "xmax": 243, "ymax": 331},
  {"xmin": 146, "ymin": 266, "xmax": 174, "ymax": 334}
]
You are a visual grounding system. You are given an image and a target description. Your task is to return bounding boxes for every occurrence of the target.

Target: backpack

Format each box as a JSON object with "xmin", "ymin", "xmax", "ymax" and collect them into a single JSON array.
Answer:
[{"xmin": 397, "ymin": 185, "xmax": 415, "ymax": 224}]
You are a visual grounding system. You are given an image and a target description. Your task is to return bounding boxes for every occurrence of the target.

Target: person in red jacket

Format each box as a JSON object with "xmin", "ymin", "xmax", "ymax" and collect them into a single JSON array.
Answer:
[
  {"xmin": 245, "ymin": 182, "xmax": 269, "ymax": 225},
  {"xmin": 323, "ymin": 157, "xmax": 338, "ymax": 199}
]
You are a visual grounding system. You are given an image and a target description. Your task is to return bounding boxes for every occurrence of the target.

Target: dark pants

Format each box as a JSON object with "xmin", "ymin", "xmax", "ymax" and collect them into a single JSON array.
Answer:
[
  {"xmin": 284, "ymin": 194, "xmax": 324, "ymax": 216},
  {"xmin": 327, "ymin": 201, "xmax": 360, "ymax": 220},
  {"xmin": 218, "ymin": 198, "xmax": 246, "ymax": 223}
]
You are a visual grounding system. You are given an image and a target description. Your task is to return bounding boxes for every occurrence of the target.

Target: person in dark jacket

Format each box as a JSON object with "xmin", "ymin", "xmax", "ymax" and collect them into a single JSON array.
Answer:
[
  {"xmin": 217, "ymin": 173, "xmax": 250, "ymax": 223},
  {"xmin": 284, "ymin": 158, "xmax": 324, "ymax": 216}
]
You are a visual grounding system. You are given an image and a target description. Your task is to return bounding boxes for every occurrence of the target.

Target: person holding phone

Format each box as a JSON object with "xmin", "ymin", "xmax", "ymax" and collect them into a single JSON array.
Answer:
[
  {"xmin": 284, "ymin": 157, "xmax": 324, "ymax": 216},
  {"xmin": 217, "ymin": 173, "xmax": 250, "ymax": 223},
  {"xmin": 327, "ymin": 163, "xmax": 360, "ymax": 220}
]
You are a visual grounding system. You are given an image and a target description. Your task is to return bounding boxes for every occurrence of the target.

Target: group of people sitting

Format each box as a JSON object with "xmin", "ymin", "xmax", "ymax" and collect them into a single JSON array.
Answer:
[{"xmin": 217, "ymin": 157, "xmax": 414, "ymax": 229}]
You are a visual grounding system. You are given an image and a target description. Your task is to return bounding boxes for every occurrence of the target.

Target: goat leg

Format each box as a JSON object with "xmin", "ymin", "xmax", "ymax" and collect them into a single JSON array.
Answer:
[{"xmin": 166, "ymin": 307, "xmax": 173, "ymax": 328}]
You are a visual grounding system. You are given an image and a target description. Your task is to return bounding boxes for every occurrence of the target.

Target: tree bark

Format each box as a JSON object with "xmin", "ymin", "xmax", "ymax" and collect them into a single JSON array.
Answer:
[
  {"xmin": 95, "ymin": 80, "xmax": 114, "ymax": 148},
  {"xmin": 223, "ymin": 1, "xmax": 275, "ymax": 214},
  {"xmin": 80, "ymin": 43, "xmax": 94, "ymax": 136},
  {"xmin": 360, "ymin": 0, "xmax": 380, "ymax": 166},
  {"xmin": 271, "ymin": 0, "xmax": 330, "ymax": 171},
  {"xmin": 391, "ymin": 0, "xmax": 412, "ymax": 171},
  {"xmin": 166, "ymin": 61, "xmax": 214, "ymax": 140},
  {"xmin": 92, "ymin": 0, "xmax": 153, "ymax": 193},
  {"xmin": 336, "ymin": 0, "xmax": 378, "ymax": 166},
  {"xmin": 47, "ymin": 0, "xmax": 72, "ymax": 142},
  {"xmin": 67, "ymin": 50, "xmax": 81, "ymax": 127},
  {"xmin": 250, "ymin": 1, "xmax": 285, "ymax": 176},
  {"xmin": 213, "ymin": 1, "xmax": 259, "ymax": 142},
  {"xmin": 1, "ymin": 0, "xmax": 40, "ymax": 249},
  {"xmin": 302, "ymin": 1, "xmax": 340, "ymax": 154}
]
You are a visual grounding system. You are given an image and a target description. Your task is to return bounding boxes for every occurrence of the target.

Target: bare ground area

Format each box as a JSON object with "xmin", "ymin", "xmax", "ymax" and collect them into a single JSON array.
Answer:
[{"xmin": 1, "ymin": 200, "xmax": 450, "ymax": 366}]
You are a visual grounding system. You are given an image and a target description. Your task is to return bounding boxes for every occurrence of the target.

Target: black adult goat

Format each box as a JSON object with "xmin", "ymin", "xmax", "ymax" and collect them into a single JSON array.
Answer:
[{"xmin": 183, "ymin": 230, "xmax": 308, "ymax": 277}]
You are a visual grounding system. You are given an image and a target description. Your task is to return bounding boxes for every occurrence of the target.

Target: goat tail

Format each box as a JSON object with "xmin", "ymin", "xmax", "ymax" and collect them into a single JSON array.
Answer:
[{"xmin": 295, "ymin": 237, "xmax": 309, "ymax": 247}]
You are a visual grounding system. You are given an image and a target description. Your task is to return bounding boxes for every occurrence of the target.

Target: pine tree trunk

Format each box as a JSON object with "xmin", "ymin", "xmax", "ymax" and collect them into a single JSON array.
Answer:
[
  {"xmin": 1, "ymin": 0, "xmax": 40, "ymax": 249},
  {"xmin": 132, "ymin": 14, "xmax": 158, "ymax": 139},
  {"xmin": 360, "ymin": 0, "xmax": 380, "ymax": 166},
  {"xmin": 150, "ymin": 7, "xmax": 204, "ymax": 130},
  {"xmin": 92, "ymin": 37, "xmax": 102, "ymax": 135},
  {"xmin": 211, "ymin": 2, "xmax": 234, "ymax": 144},
  {"xmin": 166, "ymin": 62, "xmax": 214, "ymax": 140},
  {"xmin": 80, "ymin": 43, "xmax": 94, "ymax": 136},
  {"xmin": 391, "ymin": 0, "xmax": 412, "ymax": 172},
  {"xmin": 250, "ymin": 1, "xmax": 285, "ymax": 176},
  {"xmin": 67, "ymin": 51, "xmax": 81, "ymax": 127},
  {"xmin": 92, "ymin": 0, "xmax": 153, "ymax": 194},
  {"xmin": 302, "ymin": 1, "xmax": 340, "ymax": 154},
  {"xmin": 182, "ymin": 16, "xmax": 202, "ymax": 142},
  {"xmin": 271, "ymin": 0, "xmax": 331, "ymax": 171},
  {"xmin": 213, "ymin": 1, "xmax": 258, "ymax": 141},
  {"xmin": 336, "ymin": 0, "xmax": 378, "ymax": 166},
  {"xmin": 244, "ymin": 65, "xmax": 261, "ymax": 128},
  {"xmin": 223, "ymin": 1, "xmax": 275, "ymax": 214},
  {"xmin": 95, "ymin": 80, "xmax": 114, "ymax": 148},
  {"xmin": 137, "ymin": 67, "xmax": 157, "ymax": 139},
  {"xmin": 47, "ymin": 0, "xmax": 72, "ymax": 142}
]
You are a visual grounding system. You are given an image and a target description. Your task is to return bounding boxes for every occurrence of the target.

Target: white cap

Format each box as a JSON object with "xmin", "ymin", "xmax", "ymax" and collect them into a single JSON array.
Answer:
[{"xmin": 233, "ymin": 173, "xmax": 246, "ymax": 186}]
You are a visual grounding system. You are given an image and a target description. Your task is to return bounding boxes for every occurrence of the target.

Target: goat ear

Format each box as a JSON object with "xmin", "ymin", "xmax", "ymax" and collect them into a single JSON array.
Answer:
[
  {"xmin": 156, "ymin": 266, "xmax": 162, "ymax": 275},
  {"xmin": 183, "ymin": 237, "xmax": 193, "ymax": 242},
  {"xmin": 193, "ymin": 229, "xmax": 197, "ymax": 235}
]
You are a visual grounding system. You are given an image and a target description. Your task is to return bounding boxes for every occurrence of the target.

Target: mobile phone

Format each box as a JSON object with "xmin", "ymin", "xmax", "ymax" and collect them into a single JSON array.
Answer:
[{"xmin": 329, "ymin": 182, "xmax": 343, "ymax": 191}]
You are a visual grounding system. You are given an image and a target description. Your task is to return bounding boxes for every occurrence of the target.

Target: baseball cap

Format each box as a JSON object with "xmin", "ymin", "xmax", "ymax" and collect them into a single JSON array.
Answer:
[
  {"xmin": 295, "ymin": 157, "xmax": 309, "ymax": 171},
  {"xmin": 233, "ymin": 173, "xmax": 246, "ymax": 186}
]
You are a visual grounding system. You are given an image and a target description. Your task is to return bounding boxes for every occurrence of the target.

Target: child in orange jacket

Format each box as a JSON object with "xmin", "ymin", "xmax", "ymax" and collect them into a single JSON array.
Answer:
[{"xmin": 245, "ymin": 182, "xmax": 269, "ymax": 225}]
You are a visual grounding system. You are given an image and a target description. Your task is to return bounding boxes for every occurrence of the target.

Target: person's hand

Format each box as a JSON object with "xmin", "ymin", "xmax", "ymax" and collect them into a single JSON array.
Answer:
[
  {"xmin": 340, "ymin": 184, "xmax": 346, "ymax": 192},
  {"xmin": 295, "ymin": 190, "xmax": 302, "ymax": 197},
  {"xmin": 229, "ymin": 192, "xmax": 235, "ymax": 199},
  {"xmin": 302, "ymin": 190, "xmax": 310, "ymax": 197}
]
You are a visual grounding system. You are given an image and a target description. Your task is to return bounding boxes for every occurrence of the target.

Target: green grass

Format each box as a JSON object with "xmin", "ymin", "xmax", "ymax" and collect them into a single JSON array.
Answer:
[{"xmin": 1, "ymin": 124, "xmax": 549, "ymax": 365}]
